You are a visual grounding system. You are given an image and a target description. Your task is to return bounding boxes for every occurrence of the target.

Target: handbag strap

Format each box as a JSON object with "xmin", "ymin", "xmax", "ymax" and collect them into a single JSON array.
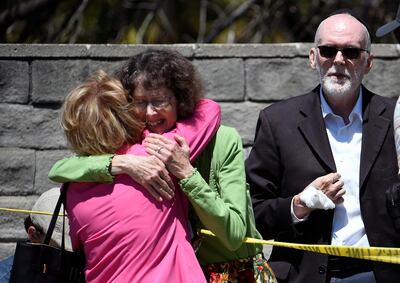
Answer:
[{"xmin": 43, "ymin": 183, "xmax": 69, "ymax": 246}]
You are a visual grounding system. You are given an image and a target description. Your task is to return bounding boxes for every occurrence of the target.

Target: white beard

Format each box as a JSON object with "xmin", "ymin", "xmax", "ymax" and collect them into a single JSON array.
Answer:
[{"xmin": 316, "ymin": 63, "xmax": 365, "ymax": 98}]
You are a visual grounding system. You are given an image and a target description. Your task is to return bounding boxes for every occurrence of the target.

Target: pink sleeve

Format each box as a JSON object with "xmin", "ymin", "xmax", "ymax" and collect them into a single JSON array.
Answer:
[
  {"xmin": 129, "ymin": 98, "xmax": 221, "ymax": 159},
  {"xmin": 174, "ymin": 98, "xmax": 221, "ymax": 161}
]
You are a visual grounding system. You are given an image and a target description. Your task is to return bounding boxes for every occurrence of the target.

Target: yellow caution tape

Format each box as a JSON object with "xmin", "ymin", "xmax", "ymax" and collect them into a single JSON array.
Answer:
[
  {"xmin": 0, "ymin": 207, "xmax": 64, "ymax": 216},
  {"xmin": 200, "ymin": 229, "xmax": 400, "ymax": 264},
  {"xmin": 2, "ymin": 207, "xmax": 399, "ymax": 264}
]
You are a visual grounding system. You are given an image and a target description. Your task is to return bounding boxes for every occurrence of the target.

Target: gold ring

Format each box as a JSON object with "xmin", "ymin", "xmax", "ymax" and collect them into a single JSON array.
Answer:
[{"xmin": 157, "ymin": 146, "xmax": 163, "ymax": 153}]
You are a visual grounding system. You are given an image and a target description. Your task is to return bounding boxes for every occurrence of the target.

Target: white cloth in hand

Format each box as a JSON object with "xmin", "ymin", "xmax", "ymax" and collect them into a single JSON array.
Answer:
[{"xmin": 299, "ymin": 185, "xmax": 335, "ymax": 210}]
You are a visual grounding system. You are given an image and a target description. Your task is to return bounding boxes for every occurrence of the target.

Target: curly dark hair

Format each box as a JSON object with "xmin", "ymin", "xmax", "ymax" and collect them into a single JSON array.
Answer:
[{"xmin": 115, "ymin": 49, "xmax": 204, "ymax": 118}]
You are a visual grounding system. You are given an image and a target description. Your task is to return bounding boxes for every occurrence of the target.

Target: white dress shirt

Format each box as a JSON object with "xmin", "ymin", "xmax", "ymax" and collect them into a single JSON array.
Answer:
[{"xmin": 320, "ymin": 89, "xmax": 370, "ymax": 247}]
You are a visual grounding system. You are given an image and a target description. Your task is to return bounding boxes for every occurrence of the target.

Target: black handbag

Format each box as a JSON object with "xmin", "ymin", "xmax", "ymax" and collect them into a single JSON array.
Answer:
[{"xmin": 9, "ymin": 183, "xmax": 85, "ymax": 283}]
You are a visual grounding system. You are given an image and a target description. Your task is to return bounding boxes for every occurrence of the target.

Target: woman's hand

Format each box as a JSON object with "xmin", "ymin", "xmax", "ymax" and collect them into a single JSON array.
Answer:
[
  {"xmin": 144, "ymin": 133, "xmax": 194, "ymax": 180},
  {"xmin": 111, "ymin": 154, "xmax": 175, "ymax": 202}
]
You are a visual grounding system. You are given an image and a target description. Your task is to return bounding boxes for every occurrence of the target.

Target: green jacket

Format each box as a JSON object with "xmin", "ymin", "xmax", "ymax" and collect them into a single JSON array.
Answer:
[
  {"xmin": 48, "ymin": 125, "xmax": 263, "ymax": 264},
  {"xmin": 182, "ymin": 125, "xmax": 263, "ymax": 264}
]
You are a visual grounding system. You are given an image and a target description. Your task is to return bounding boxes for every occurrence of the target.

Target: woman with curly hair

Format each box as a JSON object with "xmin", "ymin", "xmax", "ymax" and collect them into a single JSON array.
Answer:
[
  {"xmin": 57, "ymin": 64, "xmax": 220, "ymax": 282},
  {"xmin": 50, "ymin": 49, "xmax": 276, "ymax": 283}
]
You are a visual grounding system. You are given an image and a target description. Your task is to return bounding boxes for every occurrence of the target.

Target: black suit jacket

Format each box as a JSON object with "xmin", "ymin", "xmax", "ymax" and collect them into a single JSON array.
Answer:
[{"xmin": 246, "ymin": 85, "xmax": 400, "ymax": 283}]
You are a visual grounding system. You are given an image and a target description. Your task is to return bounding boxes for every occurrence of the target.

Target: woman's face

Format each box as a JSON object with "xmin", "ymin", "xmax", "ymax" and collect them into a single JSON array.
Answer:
[{"xmin": 131, "ymin": 83, "xmax": 177, "ymax": 134}]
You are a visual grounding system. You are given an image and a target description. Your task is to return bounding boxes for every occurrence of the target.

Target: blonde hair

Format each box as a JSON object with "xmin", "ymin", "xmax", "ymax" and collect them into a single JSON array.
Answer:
[{"xmin": 61, "ymin": 70, "xmax": 144, "ymax": 155}]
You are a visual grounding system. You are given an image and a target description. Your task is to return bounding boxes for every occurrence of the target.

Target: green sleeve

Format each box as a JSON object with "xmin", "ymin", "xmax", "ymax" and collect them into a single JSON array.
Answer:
[
  {"xmin": 48, "ymin": 154, "xmax": 114, "ymax": 183},
  {"xmin": 179, "ymin": 126, "xmax": 247, "ymax": 251}
]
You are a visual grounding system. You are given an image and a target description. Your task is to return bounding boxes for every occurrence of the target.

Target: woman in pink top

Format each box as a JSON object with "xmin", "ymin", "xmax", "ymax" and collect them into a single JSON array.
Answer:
[{"xmin": 60, "ymin": 50, "xmax": 220, "ymax": 283}]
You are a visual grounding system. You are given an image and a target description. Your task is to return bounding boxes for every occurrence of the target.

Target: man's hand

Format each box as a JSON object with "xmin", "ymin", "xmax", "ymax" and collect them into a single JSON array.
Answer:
[
  {"xmin": 293, "ymin": 172, "xmax": 345, "ymax": 219},
  {"xmin": 111, "ymin": 154, "xmax": 175, "ymax": 202},
  {"xmin": 311, "ymin": 172, "xmax": 345, "ymax": 204}
]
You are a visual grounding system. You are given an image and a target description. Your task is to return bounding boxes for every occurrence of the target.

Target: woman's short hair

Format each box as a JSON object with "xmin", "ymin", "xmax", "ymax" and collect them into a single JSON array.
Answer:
[
  {"xmin": 61, "ymin": 70, "xmax": 144, "ymax": 155},
  {"xmin": 116, "ymin": 49, "xmax": 204, "ymax": 118}
]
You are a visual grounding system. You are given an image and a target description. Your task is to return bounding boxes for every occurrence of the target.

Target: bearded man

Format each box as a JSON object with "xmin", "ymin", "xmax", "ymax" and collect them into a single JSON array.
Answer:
[{"xmin": 246, "ymin": 12, "xmax": 400, "ymax": 283}]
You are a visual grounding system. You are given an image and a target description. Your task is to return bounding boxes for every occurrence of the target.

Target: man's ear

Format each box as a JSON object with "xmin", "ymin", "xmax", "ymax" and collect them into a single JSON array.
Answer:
[
  {"xmin": 27, "ymin": 226, "xmax": 42, "ymax": 243},
  {"xmin": 309, "ymin": 47, "xmax": 317, "ymax": 69},
  {"xmin": 364, "ymin": 53, "xmax": 374, "ymax": 75}
]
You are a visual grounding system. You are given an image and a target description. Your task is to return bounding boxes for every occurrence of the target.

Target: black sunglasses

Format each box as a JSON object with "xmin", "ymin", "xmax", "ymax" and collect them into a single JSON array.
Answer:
[{"xmin": 317, "ymin": 46, "xmax": 369, "ymax": 60}]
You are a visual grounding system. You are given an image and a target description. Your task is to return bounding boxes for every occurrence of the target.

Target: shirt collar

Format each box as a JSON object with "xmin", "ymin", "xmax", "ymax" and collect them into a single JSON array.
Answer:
[{"xmin": 320, "ymin": 88, "xmax": 363, "ymax": 122}]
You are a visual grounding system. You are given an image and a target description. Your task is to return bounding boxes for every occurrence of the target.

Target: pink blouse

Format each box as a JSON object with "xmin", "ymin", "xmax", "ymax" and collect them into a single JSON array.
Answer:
[{"xmin": 67, "ymin": 99, "xmax": 220, "ymax": 283}]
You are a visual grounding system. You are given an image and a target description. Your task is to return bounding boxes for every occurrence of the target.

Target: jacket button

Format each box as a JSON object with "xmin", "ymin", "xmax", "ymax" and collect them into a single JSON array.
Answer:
[{"xmin": 318, "ymin": 265, "xmax": 326, "ymax": 274}]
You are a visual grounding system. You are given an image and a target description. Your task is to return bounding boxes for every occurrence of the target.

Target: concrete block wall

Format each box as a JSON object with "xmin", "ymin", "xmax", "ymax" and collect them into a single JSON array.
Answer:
[{"xmin": 0, "ymin": 43, "xmax": 399, "ymax": 260}]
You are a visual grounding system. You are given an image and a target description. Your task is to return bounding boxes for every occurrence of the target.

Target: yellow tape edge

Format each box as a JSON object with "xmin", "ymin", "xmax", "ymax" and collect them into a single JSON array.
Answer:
[
  {"xmin": 2, "ymin": 208, "xmax": 399, "ymax": 264},
  {"xmin": 199, "ymin": 229, "xmax": 400, "ymax": 264},
  {"xmin": 0, "ymin": 207, "xmax": 64, "ymax": 216}
]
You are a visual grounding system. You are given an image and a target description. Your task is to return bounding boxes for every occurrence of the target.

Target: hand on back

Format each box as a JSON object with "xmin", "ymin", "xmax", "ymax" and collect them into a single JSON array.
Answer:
[
  {"xmin": 112, "ymin": 154, "xmax": 175, "ymax": 202},
  {"xmin": 144, "ymin": 133, "xmax": 194, "ymax": 180}
]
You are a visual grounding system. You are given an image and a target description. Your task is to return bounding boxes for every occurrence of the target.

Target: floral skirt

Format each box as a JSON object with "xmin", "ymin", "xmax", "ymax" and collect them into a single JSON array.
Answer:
[{"xmin": 202, "ymin": 254, "xmax": 277, "ymax": 283}]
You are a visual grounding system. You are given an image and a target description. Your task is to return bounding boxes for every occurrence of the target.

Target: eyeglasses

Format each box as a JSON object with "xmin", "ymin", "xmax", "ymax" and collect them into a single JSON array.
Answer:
[
  {"xmin": 317, "ymin": 46, "xmax": 369, "ymax": 60},
  {"xmin": 131, "ymin": 96, "xmax": 172, "ymax": 111}
]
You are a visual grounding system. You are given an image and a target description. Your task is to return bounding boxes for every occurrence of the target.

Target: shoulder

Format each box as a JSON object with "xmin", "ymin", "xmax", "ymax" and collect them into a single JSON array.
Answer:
[
  {"xmin": 208, "ymin": 126, "xmax": 243, "ymax": 156},
  {"xmin": 214, "ymin": 126, "xmax": 242, "ymax": 146},
  {"xmin": 261, "ymin": 88, "xmax": 318, "ymax": 117},
  {"xmin": 374, "ymin": 95, "xmax": 396, "ymax": 108},
  {"xmin": 216, "ymin": 125, "xmax": 239, "ymax": 137},
  {"xmin": 363, "ymin": 86, "xmax": 396, "ymax": 114},
  {"xmin": 255, "ymin": 88, "xmax": 320, "ymax": 131}
]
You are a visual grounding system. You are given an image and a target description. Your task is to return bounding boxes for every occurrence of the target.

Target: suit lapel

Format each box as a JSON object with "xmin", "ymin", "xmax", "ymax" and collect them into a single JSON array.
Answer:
[
  {"xmin": 359, "ymin": 88, "xmax": 391, "ymax": 188},
  {"xmin": 296, "ymin": 86, "xmax": 390, "ymax": 189},
  {"xmin": 297, "ymin": 87, "xmax": 336, "ymax": 172}
]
